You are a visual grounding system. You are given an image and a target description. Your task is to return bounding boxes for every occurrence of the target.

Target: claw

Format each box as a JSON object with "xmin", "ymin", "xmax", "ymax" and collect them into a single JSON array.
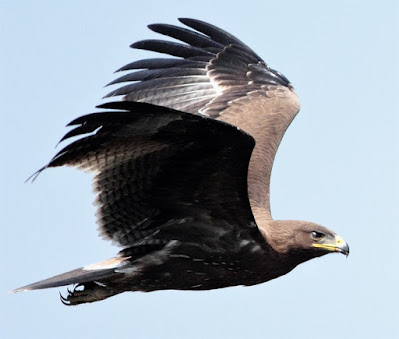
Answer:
[
  {"xmin": 59, "ymin": 282, "xmax": 115, "ymax": 305},
  {"xmin": 59, "ymin": 292, "xmax": 70, "ymax": 306}
]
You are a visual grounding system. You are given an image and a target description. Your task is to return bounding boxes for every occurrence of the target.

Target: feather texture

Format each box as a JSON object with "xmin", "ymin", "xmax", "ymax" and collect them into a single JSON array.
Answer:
[
  {"xmin": 38, "ymin": 101, "xmax": 256, "ymax": 247},
  {"xmin": 13, "ymin": 19, "xmax": 348, "ymax": 306},
  {"xmin": 106, "ymin": 18, "xmax": 293, "ymax": 118}
]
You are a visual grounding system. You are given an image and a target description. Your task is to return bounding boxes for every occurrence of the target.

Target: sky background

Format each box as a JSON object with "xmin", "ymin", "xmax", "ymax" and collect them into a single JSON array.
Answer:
[{"xmin": 1, "ymin": 1, "xmax": 398, "ymax": 338}]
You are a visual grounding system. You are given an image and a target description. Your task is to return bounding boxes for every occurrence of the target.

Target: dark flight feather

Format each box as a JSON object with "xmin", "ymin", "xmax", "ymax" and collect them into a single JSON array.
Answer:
[
  {"xmin": 39, "ymin": 101, "xmax": 256, "ymax": 248},
  {"xmin": 13, "ymin": 19, "xmax": 349, "ymax": 305},
  {"xmin": 106, "ymin": 18, "xmax": 291, "ymax": 117}
]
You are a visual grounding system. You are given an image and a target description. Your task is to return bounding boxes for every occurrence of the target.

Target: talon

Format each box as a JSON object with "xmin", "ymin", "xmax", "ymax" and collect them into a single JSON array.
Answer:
[
  {"xmin": 59, "ymin": 281, "xmax": 114, "ymax": 305},
  {"xmin": 59, "ymin": 292, "xmax": 70, "ymax": 305}
]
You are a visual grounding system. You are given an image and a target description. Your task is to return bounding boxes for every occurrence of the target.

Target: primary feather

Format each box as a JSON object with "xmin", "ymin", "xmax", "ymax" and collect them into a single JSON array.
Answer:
[{"xmin": 13, "ymin": 18, "xmax": 348, "ymax": 305}]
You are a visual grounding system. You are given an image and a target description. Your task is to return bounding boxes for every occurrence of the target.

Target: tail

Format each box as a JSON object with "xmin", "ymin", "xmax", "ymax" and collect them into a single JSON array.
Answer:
[
  {"xmin": 12, "ymin": 267, "xmax": 115, "ymax": 292},
  {"xmin": 12, "ymin": 256, "xmax": 130, "ymax": 301}
]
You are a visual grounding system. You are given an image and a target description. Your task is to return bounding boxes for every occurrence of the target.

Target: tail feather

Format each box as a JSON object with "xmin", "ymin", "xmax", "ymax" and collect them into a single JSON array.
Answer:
[{"xmin": 12, "ymin": 256, "xmax": 129, "ymax": 293}]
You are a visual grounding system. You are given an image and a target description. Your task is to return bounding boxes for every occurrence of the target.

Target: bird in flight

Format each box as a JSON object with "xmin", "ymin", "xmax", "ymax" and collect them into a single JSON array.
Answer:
[{"xmin": 13, "ymin": 18, "xmax": 349, "ymax": 305}]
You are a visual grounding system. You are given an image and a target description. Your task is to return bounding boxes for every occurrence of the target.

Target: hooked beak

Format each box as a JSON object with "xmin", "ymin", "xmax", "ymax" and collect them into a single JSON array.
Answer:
[{"xmin": 312, "ymin": 235, "xmax": 349, "ymax": 256}]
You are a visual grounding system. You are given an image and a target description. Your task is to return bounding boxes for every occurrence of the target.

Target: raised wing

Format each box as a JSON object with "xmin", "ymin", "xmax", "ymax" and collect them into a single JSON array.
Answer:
[
  {"xmin": 105, "ymin": 18, "xmax": 300, "ymax": 221},
  {"xmin": 37, "ymin": 101, "xmax": 256, "ymax": 248},
  {"xmin": 105, "ymin": 18, "xmax": 292, "ymax": 118}
]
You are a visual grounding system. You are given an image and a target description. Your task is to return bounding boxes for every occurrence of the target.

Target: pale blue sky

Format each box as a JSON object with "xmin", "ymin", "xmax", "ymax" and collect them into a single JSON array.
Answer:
[{"xmin": 1, "ymin": 1, "xmax": 398, "ymax": 338}]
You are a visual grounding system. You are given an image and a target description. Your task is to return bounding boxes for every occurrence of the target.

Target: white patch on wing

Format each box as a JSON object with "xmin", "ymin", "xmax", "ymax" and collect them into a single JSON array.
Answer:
[
  {"xmin": 240, "ymin": 239, "xmax": 262, "ymax": 252},
  {"xmin": 116, "ymin": 266, "xmax": 140, "ymax": 274},
  {"xmin": 118, "ymin": 240, "xmax": 181, "ymax": 274},
  {"xmin": 169, "ymin": 254, "xmax": 191, "ymax": 259},
  {"xmin": 190, "ymin": 284, "xmax": 203, "ymax": 288},
  {"xmin": 250, "ymin": 245, "xmax": 262, "ymax": 253},
  {"xmin": 83, "ymin": 256, "xmax": 130, "ymax": 271},
  {"xmin": 240, "ymin": 240, "xmax": 251, "ymax": 247}
]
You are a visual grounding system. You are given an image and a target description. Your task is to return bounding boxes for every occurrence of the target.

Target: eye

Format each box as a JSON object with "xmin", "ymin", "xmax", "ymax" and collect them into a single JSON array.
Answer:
[{"xmin": 311, "ymin": 231, "xmax": 325, "ymax": 241}]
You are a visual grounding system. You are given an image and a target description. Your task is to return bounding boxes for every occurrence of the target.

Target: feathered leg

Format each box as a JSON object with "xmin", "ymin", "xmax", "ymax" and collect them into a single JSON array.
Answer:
[{"xmin": 59, "ymin": 281, "xmax": 123, "ymax": 306}]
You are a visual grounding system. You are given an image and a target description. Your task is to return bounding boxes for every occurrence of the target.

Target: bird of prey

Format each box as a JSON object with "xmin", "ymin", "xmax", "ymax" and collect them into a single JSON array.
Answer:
[{"xmin": 13, "ymin": 18, "xmax": 349, "ymax": 305}]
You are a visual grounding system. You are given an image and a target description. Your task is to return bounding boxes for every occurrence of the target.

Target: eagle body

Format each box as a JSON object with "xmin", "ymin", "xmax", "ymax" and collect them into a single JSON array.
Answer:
[
  {"xmin": 43, "ymin": 226, "xmax": 314, "ymax": 304},
  {"xmin": 13, "ymin": 19, "xmax": 349, "ymax": 305}
]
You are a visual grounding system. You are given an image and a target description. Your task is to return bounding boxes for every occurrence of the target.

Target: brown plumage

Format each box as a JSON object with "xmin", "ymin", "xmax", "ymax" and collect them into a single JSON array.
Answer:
[{"xmin": 13, "ymin": 18, "xmax": 349, "ymax": 305}]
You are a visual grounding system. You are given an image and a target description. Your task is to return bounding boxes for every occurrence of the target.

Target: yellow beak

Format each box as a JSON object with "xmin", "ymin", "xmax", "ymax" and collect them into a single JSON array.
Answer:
[{"xmin": 312, "ymin": 235, "xmax": 349, "ymax": 256}]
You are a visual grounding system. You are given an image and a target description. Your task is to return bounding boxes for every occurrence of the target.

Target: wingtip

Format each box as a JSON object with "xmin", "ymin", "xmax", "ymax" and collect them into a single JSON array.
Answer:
[
  {"xmin": 147, "ymin": 23, "xmax": 160, "ymax": 31},
  {"xmin": 178, "ymin": 17, "xmax": 195, "ymax": 24},
  {"xmin": 25, "ymin": 166, "xmax": 46, "ymax": 183},
  {"xmin": 129, "ymin": 41, "xmax": 142, "ymax": 49},
  {"xmin": 178, "ymin": 18, "xmax": 212, "ymax": 29},
  {"xmin": 10, "ymin": 286, "xmax": 31, "ymax": 293}
]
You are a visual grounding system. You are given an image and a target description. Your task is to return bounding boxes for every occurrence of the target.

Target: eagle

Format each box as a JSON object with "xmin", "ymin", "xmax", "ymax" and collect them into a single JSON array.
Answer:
[{"xmin": 13, "ymin": 18, "xmax": 349, "ymax": 305}]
